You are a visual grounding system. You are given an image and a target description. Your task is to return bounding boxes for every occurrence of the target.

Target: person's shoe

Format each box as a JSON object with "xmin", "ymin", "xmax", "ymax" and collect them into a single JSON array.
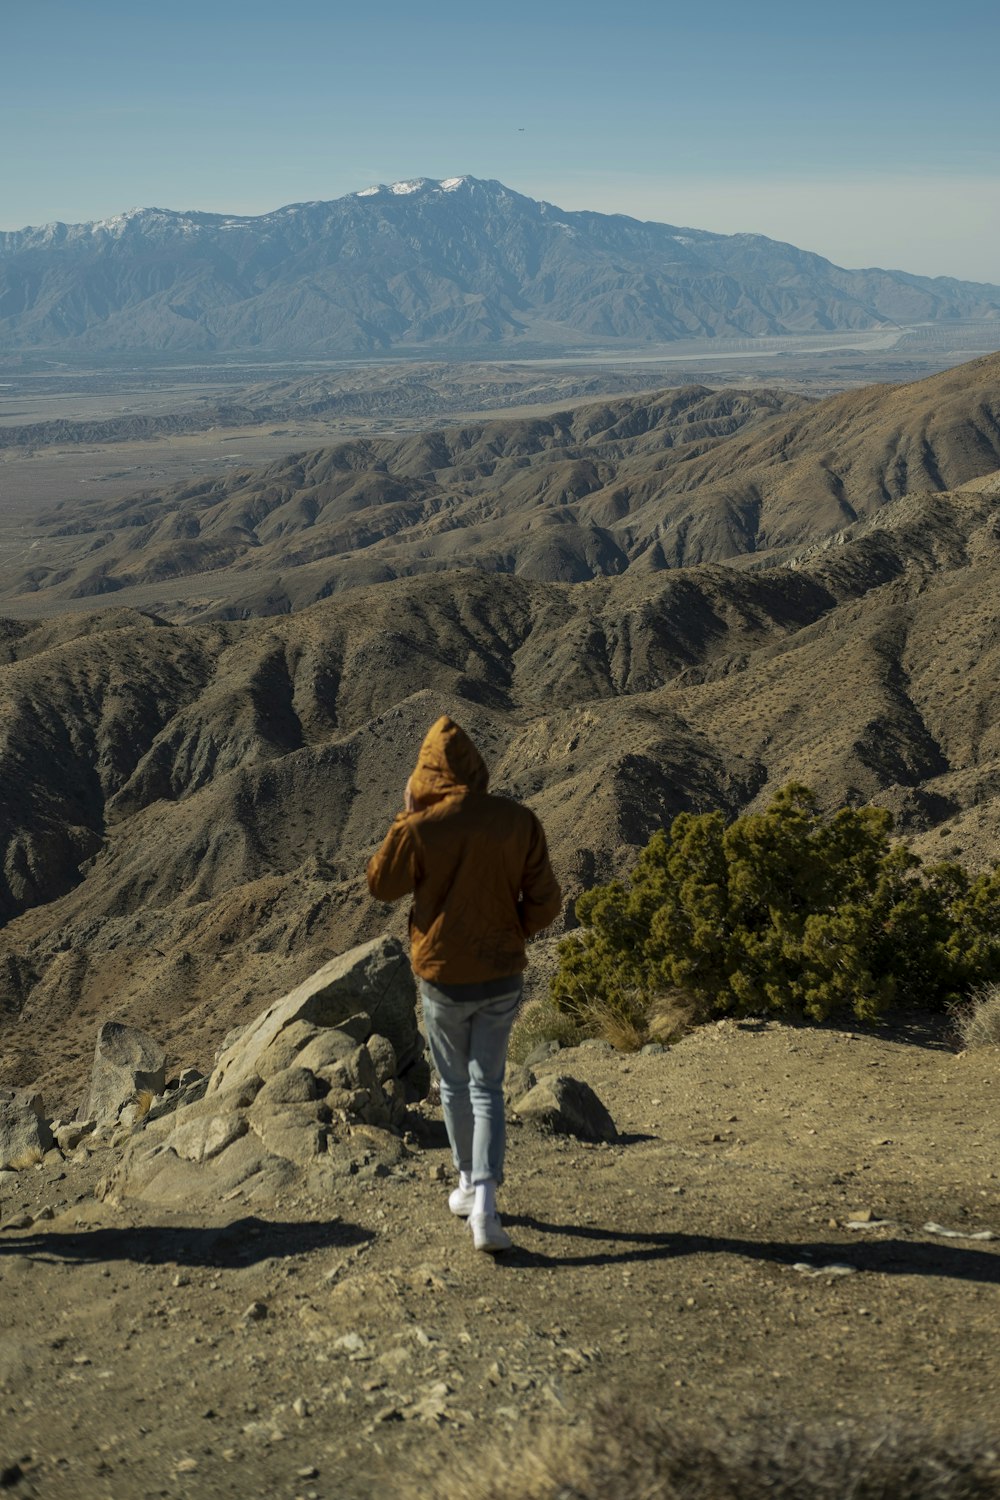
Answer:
[
  {"xmin": 468, "ymin": 1212, "xmax": 512, "ymax": 1253},
  {"xmin": 449, "ymin": 1184, "xmax": 476, "ymax": 1217}
]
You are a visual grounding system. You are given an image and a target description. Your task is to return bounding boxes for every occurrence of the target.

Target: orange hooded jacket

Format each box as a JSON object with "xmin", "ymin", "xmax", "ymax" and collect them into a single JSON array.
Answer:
[{"xmin": 366, "ymin": 716, "xmax": 562, "ymax": 984}]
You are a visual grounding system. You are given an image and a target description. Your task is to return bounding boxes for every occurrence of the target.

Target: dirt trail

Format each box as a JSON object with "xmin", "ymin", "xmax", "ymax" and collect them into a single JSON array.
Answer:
[{"xmin": 1, "ymin": 1017, "xmax": 997, "ymax": 1500}]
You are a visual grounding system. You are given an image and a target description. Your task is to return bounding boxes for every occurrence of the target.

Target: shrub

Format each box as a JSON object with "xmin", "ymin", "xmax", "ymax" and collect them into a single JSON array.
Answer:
[
  {"xmin": 950, "ymin": 982, "xmax": 1000, "ymax": 1050},
  {"xmin": 552, "ymin": 784, "xmax": 1000, "ymax": 1026}
]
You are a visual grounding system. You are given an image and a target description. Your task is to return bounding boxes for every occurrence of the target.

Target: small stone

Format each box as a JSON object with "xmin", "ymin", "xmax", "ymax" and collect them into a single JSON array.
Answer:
[
  {"xmin": 173, "ymin": 1272, "xmax": 190, "ymax": 1287},
  {"xmin": 292, "ymin": 1397, "xmax": 311, "ymax": 1418},
  {"xmin": 334, "ymin": 1332, "xmax": 366, "ymax": 1354},
  {"xmin": 297, "ymin": 1465, "xmax": 319, "ymax": 1479},
  {"xmin": 847, "ymin": 1208, "xmax": 875, "ymax": 1223},
  {"xmin": 640, "ymin": 1042, "xmax": 665, "ymax": 1055},
  {"xmin": 176, "ymin": 1457, "xmax": 199, "ymax": 1472},
  {"xmin": 242, "ymin": 1301, "xmax": 268, "ymax": 1322},
  {"xmin": 428, "ymin": 1163, "xmax": 447, "ymax": 1183}
]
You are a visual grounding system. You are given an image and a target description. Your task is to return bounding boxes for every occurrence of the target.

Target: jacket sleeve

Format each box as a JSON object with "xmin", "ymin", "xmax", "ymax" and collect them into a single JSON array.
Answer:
[
  {"xmin": 367, "ymin": 816, "xmax": 420, "ymax": 904},
  {"xmin": 519, "ymin": 815, "xmax": 562, "ymax": 937}
]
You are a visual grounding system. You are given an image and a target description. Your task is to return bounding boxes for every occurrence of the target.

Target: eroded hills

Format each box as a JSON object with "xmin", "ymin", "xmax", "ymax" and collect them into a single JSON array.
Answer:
[
  {"xmin": 2, "ymin": 351, "xmax": 1000, "ymax": 1107},
  {"xmin": 6, "ymin": 354, "xmax": 1000, "ymax": 619}
]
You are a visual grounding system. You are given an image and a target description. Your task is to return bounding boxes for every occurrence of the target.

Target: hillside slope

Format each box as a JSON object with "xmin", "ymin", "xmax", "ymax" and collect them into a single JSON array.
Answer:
[
  {"xmin": 6, "ymin": 354, "xmax": 999, "ymax": 613},
  {"xmin": 2, "ymin": 464, "xmax": 1000, "ymax": 1104}
]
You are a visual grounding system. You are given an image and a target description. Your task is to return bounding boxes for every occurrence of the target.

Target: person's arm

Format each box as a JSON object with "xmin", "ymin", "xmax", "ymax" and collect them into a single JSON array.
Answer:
[
  {"xmin": 367, "ymin": 817, "xmax": 419, "ymax": 904},
  {"xmin": 519, "ymin": 815, "xmax": 562, "ymax": 936}
]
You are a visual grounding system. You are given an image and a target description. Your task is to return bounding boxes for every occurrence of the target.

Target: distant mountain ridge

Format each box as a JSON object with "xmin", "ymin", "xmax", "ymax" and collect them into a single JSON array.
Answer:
[{"xmin": 2, "ymin": 176, "xmax": 998, "ymax": 356}]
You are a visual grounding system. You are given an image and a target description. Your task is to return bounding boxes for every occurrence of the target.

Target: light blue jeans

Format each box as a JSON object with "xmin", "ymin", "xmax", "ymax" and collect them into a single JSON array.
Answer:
[{"xmin": 419, "ymin": 979, "xmax": 522, "ymax": 1186}]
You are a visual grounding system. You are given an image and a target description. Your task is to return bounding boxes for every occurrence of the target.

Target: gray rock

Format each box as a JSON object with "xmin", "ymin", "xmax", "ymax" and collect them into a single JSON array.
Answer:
[
  {"xmin": 208, "ymin": 936, "xmax": 421, "ymax": 1097},
  {"xmin": 0, "ymin": 1087, "xmax": 54, "ymax": 1170},
  {"xmin": 366, "ymin": 1034, "xmax": 397, "ymax": 1086},
  {"xmin": 254, "ymin": 1066, "xmax": 323, "ymax": 1109},
  {"xmin": 249, "ymin": 1106, "xmax": 330, "ymax": 1165},
  {"xmin": 513, "ymin": 1075, "xmax": 617, "ymax": 1141},
  {"xmin": 177, "ymin": 1067, "xmax": 204, "ymax": 1087},
  {"xmin": 169, "ymin": 1111, "xmax": 249, "ymax": 1163},
  {"xmin": 86, "ymin": 1021, "xmax": 166, "ymax": 1124},
  {"xmin": 640, "ymin": 1042, "xmax": 666, "ymax": 1055},
  {"xmin": 504, "ymin": 1064, "xmax": 537, "ymax": 1106},
  {"xmin": 53, "ymin": 1118, "xmax": 96, "ymax": 1154},
  {"xmin": 294, "ymin": 1025, "xmax": 366, "ymax": 1076},
  {"xmin": 525, "ymin": 1040, "xmax": 562, "ymax": 1066}
]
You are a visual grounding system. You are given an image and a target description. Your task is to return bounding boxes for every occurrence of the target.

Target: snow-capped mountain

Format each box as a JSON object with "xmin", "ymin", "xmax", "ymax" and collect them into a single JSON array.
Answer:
[{"xmin": 1, "ymin": 176, "xmax": 997, "ymax": 355}]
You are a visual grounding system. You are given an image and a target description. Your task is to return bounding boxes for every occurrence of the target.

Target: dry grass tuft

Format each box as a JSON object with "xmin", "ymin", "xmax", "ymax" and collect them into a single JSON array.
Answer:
[
  {"xmin": 509, "ymin": 999, "xmax": 585, "ymax": 1064},
  {"xmin": 950, "ymin": 983, "xmax": 1000, "ymax": 1050},
  {"xmin": 403, "ymin": 1401, "xmax": 1000, "ymax": 1500},
  {"xmin": 647, "ymin": 989, "xmax": 704, "ymax": 1045},
  {"xmin": 578, "ymin": 985, "xmax": 649, "ymax": 1052}
]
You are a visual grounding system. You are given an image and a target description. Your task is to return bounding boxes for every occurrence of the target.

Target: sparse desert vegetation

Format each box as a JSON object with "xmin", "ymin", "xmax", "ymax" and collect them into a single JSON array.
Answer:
[
  {"xmin": 553, "ymin": 784, "xmax": 1000, "ymax": 1031},
  {"xmin": 951, "ymin": 983, "xmax": 1000, "ymax": 1050}
]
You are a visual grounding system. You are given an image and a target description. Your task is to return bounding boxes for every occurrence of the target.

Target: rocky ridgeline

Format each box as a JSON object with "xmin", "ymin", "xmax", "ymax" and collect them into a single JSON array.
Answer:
[{"xmin": 0, "ymin": 934, "xmax": 616, "ymax": 1223}]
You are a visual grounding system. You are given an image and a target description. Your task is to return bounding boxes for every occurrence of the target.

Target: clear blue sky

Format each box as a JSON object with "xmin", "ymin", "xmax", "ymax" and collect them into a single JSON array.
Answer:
[{"xmin": 4, "ymin": 0, "xmax": 998, "ymax": 281}]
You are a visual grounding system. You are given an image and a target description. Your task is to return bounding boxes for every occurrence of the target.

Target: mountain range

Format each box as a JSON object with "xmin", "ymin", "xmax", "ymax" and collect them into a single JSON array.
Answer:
[
  {"xmin": 2, "ymin": 354, "xmax": 1000, "ymax": 1104},
  {"xmin": 2, "ymin": 177, "xmax": 999, "ymax": 356}
]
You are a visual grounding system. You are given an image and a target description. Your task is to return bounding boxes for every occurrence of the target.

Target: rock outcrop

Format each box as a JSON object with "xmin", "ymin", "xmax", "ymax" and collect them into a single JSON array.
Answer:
[
  {"xmin": 98, "ymin": 936, "xmax": 425, "ymax": 1209},
  {"xmin": 86, "ymin": 1020, "xmax": 167, "ymax": 1125},
  {"xmin": 0, "ymin": 1087, "xmax": 54, "ymax": 1169}
]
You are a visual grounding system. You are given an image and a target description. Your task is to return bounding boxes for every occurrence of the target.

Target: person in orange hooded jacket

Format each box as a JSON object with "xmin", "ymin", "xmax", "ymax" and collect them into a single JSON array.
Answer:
[{"xmin": 367, "ymin": 715, "xmax": 561, "ymax": 1251}]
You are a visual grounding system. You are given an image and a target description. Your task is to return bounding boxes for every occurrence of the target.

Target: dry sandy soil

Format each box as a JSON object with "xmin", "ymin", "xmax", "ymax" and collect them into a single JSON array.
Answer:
[{"xmin": 1, "ymin": 1011, "xmax": 997, "ymax": 1500}]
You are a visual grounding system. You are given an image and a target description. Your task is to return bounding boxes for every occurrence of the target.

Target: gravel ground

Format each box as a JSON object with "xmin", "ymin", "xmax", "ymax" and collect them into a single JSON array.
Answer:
[{"xmin": 1, "ymin": 1015, "xmax": 998, "ymax": 1500}]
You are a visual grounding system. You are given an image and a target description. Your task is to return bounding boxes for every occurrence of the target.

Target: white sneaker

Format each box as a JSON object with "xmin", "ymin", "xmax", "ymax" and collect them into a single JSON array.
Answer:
[
  {"xmin": 449, "ymin": 1184, "xmax": 476, "ymax": 1217},
  {"xmin": 468, "ymin": 1212, "xmax": 512, "ymax": 1253}
]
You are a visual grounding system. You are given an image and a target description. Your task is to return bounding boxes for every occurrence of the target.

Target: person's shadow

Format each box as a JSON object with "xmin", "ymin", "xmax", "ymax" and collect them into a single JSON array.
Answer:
[
  {"xmin": 0, "ymin": 1216, "xmax": 373, "ymax": 1268},
  {"xmin": 500, "ymin": 1214, "xmax": 1000, "ymax": 1284}
]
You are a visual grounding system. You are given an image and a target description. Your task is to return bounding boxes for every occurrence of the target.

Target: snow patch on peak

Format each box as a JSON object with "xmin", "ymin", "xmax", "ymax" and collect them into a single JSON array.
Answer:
[{"xmin": 355, "ymin": 176, "xmax": 469, "ymax": 200}]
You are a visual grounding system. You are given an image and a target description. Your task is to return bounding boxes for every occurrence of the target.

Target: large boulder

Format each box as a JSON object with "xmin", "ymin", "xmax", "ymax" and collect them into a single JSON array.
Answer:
[
  {"xmin": 209, "ymin": 935, "xmax": 421, "ymax": 1095},
  {"xmin": 0, "ymin": 1087, "xmax": 54, "ymax": 1169},
  {"xmin": 512, "ymin": 1074, "xmax": 618, "ymax": 1142},
  {"xmin": 87, "ymin": 1021, "xmax": 166, "ymax": 1124},
  {"xmin": 99, "ymin": 938, "xmax": 421, "ymax": 1210}
]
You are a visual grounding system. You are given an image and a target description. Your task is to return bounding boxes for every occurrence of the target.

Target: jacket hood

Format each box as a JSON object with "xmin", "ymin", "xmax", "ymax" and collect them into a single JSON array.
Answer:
[{"xmin": 410, "ymin": 716, "xmax": 489, "ymax": 802}]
